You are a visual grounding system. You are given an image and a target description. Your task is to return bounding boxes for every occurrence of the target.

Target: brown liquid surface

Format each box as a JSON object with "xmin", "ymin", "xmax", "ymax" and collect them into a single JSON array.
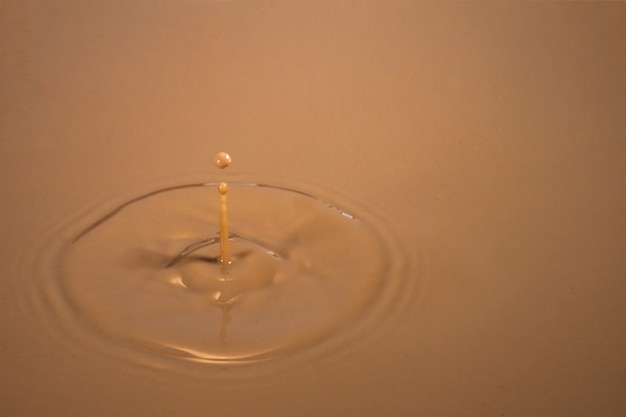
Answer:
[
  {"xmin": 53, "ymin": 182, "xmax": 406, "ymax": 367},
  {"xmin": 1, "ymin": 1, "xmax": 625, "ymax": 417}
]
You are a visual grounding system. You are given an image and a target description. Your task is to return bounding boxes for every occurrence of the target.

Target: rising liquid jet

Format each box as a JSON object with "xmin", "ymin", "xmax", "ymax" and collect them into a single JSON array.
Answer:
[{"xmin": 214, "ymin": 152, "xmax": 232, "ymax": 266}]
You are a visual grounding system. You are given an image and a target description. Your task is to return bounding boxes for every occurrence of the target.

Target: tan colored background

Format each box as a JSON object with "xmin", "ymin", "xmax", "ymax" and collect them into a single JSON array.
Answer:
[{"xmin": 1, "ymin": 1, "xmax": 624, "ymax": 416}]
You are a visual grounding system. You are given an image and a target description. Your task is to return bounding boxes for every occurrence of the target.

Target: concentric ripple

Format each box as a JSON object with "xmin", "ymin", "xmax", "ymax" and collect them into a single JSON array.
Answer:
[{"xmin": 47, "ymin": 181, "xmax": 411, "ymax": 366}]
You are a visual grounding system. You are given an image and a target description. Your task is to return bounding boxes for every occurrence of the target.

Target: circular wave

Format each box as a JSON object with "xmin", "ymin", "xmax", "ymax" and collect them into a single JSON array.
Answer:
[{"xmin": 27, "ymin": 180, "xmax": 416, "ymax": 372}]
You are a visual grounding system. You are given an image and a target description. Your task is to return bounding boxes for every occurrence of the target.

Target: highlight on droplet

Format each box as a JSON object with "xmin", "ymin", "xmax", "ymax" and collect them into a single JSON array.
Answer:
[{"xmin": 214, "ymin": 151, "xmax": 232, "ymax": 169}]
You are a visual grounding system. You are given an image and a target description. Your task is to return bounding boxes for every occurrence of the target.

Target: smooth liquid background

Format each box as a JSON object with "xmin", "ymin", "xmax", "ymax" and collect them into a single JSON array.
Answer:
[{"xmin": 1, "ymin": 1, "xmax": 625, "ymax": 417}]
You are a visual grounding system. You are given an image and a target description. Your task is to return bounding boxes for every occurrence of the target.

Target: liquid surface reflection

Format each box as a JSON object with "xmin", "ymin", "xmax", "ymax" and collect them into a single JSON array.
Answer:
[{"xmin": 38, "ymin": 181, "xmax": 414, "ymax": 369}]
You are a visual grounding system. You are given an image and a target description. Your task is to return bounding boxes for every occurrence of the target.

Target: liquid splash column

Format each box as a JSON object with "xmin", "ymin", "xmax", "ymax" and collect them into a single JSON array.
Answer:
[{"xmin": 214, "ymin": 152, "xmax": 232, "ymax": 267}]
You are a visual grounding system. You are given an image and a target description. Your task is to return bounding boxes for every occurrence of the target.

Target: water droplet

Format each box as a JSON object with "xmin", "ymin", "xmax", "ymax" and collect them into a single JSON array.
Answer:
[{"xmin": 214, "ymin": 152, "xmax": 231, "ymax": 169}]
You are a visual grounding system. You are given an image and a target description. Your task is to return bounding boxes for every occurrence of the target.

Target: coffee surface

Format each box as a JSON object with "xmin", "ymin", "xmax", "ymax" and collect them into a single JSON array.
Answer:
[{"xmin": 1, "ymin": 1, "xmax": 624, "ymax": 417}]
